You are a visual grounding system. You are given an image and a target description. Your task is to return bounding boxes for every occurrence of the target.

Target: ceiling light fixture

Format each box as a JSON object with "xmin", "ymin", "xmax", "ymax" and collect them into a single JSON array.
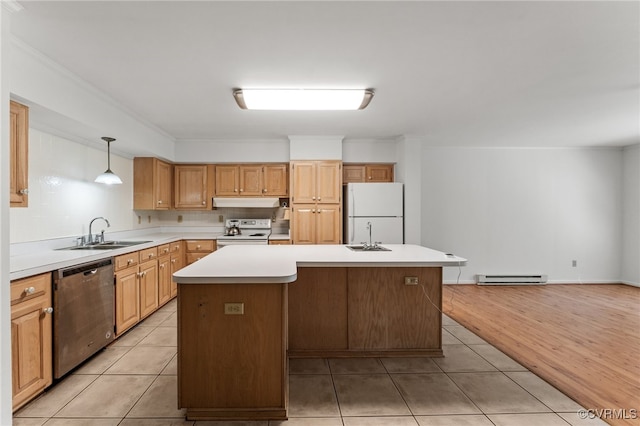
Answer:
[
  {"xmin": 95, "ymin": 137, "xmax": 123, "ymax": 185},
  {"xmin": 233, "ymin": 88, "xmax": 374, "ymax": 110}
]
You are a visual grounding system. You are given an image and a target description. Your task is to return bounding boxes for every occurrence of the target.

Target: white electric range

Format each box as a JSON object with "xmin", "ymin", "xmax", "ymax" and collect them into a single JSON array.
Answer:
[{"xmin": 217, "ymin": 218, "xmax": 272, "ymax": 248}]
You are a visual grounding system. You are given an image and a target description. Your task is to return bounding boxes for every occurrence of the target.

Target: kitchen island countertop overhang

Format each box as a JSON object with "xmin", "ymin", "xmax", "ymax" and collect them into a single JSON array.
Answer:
[{"xmin": 172, "ymin": 244, "xmax": 467, "ymax": 284}]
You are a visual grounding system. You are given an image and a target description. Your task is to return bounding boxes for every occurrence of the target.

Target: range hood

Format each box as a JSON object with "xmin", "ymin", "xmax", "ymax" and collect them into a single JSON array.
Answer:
[{"xmin": 213, "ymin": 197, "xmax": 280, "ymax": 208}]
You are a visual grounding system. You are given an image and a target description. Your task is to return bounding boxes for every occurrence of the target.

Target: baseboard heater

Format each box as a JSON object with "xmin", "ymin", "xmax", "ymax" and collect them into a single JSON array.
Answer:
[{"xmin": 476, "ymin": 274, "xmax": 548, "ymax": 285}]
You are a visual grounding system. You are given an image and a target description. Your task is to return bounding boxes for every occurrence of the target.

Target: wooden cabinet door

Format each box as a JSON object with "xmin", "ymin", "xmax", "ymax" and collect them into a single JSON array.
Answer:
[
  {"xmin": 291, "ymin": 205, "xmax": 316, "ymax": 244},
  {"xmin": 366, "ymin": 164, "xmax": 394, "ymax": 182},
  {"xmin": 115, "ymin": 266, "xmax": 140, "ymax": 335},
  {"xmin": 174, "ymin": 165, "xmax": 209, "ymax": 209},
  {"xmin": 343, "ymin": 165, "xmax": 365, "ymax": 183},
  {"xmin": 316, "ymin": 205, "xmax": 341, "ymax": 244},
  {"xmin": 10, "ymin": 101, "xmax": 29, "ymax": 208},
  {"xmin": 155, "ymin": 160, "xmax": 172, "ymax": 209},
  {"xmin": 11, "ymin": 275, "xmax": 52, "ymax": 411},
  {"xmin": 158, "ymin": 255, "xmax": 172, "ymax": 307},
  {"xmin": 215, "ymin": 165, "xmax": 239, "ymax": 196},
  {"xmin": 316, "ymin": 161, "xmax": 341, "ymax": 204},
  {"xmin": 239, "ymin": 165, "xmax": 263, "ymax": 196},
  {"xmin": 290, "ymin": 161, "xmax": 316, "ymax": 203},
  {"xmin": 264, "ymin": 164, "xmax": 288, "ymax": 196},
  {"xmin": 139, "ymin": 260, "xmax": 158, "ymax": 319},
  {"xmin": 170, "ymin": 253, "xmax": 183, "ymax": 297}
]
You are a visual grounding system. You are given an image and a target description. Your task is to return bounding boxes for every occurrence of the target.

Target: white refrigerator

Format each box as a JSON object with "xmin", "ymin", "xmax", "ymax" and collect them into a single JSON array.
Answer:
[{"xmin": 344, "ymin": 182, "xmax": 404, "ymax": 245}]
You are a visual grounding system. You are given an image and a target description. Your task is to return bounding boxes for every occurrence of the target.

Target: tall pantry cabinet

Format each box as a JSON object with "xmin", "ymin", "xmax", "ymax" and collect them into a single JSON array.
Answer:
[{"xmin": 290, "ymin": 161, "xmax": 342, "ymax": 244}]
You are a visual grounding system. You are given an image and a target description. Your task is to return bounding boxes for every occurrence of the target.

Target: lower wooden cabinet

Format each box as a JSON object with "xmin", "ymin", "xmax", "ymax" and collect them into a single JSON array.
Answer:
[
  {"xmin": 115, "ymin": 265, "xmax": 140, "ymax": 335},
  {"xmin": 170, "ymin": 241, "xmax": 184, "ymax": 298},
  {"xmin": 139, "ymin": 258, "xmax": 159, "ymax": 319},
  {"xmin": 268, "ymin": 239, "xmax": 291, "ymax": 245},
  {"xmin": 158, "ymin": 253, "xmax": 172, "ymax": 307},
  {"xmin": 185, "ymin": 240, "xmax": 216, "ymax": 265},
  {"xmin": 10, "ymin": 273, "xmax": 53, "ymax": 411}
]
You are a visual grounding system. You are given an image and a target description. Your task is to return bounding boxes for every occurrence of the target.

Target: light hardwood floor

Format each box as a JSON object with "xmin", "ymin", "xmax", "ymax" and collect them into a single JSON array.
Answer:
[{"xmin": 443, "ymin": 284, "xmax": 640, "ymax": 426}]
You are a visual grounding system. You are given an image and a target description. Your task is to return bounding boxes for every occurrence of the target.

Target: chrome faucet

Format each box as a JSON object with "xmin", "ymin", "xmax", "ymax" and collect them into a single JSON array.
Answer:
[
  {"xmin": 87, "ymin": 217, "xmax": 110, "ymax": 244},
  {"xmin": 361, "ymin": 222, "xmax": 382, "ymax": 250}
]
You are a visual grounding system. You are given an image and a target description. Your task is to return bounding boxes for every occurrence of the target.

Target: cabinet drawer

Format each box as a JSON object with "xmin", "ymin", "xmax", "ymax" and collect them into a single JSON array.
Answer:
[
  {"xmin": 114, "ymin": 253, "xmax": 139, "ymax": 271},
  {"xmin": 157, "ymin": 244, "xmax": 171, "ymax": 257},
  {"xmin": 139, "ymin": 247, "xmax": 158, "ymax": 262},
  {"xmin": 185, "ymin": 240, "xmax": 215, "ymax": 252},
  {"xmin": 186, "ymin": 252, "xmax": 211, "ymax": 264},
  {"xmin": 10, "ymin": 273, "xmax": 51, "ymax": 305},
  {"xmin": 269, "ymin": 240, "xmax": 291, "ymax": 245},
  {"xmin": 170, "ymin": 241, "xmax": 183, "ymax": 253}
]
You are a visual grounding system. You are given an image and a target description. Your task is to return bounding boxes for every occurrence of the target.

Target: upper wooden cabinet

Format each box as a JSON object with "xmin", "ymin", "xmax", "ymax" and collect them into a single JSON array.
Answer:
[
  {"xmin": 174, "ymin": 164, "xmax": 215, "ymax": 210},
  {"xmin": 134, "ymin": 157, "xmax": 172, "ymax": 210},
  {"xmin": 215, "ymin": 164, "xmax": 288, "ymax": 197},
  {"xmin": 343, "ymin": 163, "xmax": 394, "ymax": 183},
  {"xmin": 290, "ymin": 161, "xmax": 342, "ymax": 244},
  {"xmin": 10, "ymin": 101, "xmax": 29, "ymax": 208},
  {"xmin": 290, "ymin": 161, "xmax": 341, "ymax": 204}
]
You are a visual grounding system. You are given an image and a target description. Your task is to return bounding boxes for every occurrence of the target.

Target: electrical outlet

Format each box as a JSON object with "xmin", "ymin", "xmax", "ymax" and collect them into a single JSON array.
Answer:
[
  {"xmin": 404, "ymin": 276, "xmax": 419, "ymax": 285},
  {"xmin": 148, "ymin": 215, "xmax": 151, "ymax": 223},
  {"xmin": 137, "ymin": 215, "xmax": 141, "ymax": 224},
  {"xmin": 218, "ymin": 215, "xmax": 224, "ymax": 223},
  {"xmin": 224, "ymin": 303, "xmax": 244, "ymax": 315},
  {"xmin": 572, "ymin": 260, "xmax": 577, "ymax": 267},
  {"xmin": 177, "ymin": 215, "xmax": 183, "ymax": 223}
]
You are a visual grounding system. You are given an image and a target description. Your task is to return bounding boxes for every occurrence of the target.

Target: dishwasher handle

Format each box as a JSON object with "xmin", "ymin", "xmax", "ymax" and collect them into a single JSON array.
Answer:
[{"xmin": 83, "ymin": 269, "xmax": 98, "ymax": 276}]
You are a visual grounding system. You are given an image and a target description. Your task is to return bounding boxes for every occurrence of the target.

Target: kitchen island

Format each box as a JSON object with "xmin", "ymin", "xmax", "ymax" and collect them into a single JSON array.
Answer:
[{"xmin": 173, "ymin": 244, "xmax": 466, "ymax": 421}]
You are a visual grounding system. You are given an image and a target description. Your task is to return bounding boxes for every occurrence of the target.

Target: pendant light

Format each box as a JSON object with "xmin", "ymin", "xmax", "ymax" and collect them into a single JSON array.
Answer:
[{"xmin": 95, "ymin": 137, "xmax": 123, "ymax": 185}]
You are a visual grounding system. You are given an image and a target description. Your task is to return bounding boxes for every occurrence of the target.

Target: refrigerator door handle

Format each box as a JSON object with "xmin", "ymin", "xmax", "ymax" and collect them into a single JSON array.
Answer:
[{"xmin": 350, "ymin": 188, "xmax": 355, "ymax": 243}]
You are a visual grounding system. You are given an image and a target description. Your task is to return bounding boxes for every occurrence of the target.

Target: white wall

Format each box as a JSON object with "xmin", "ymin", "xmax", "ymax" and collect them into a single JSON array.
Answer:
[
  {"xmin": 342, "ymin": 138, "xmax": 397, "ymax": 162},
  {"xmin": 1, "ymin": 6, "xmax": 13, "ymax": 424},
  {"xmin": 289, "ymin": 135, "xmax": 343, "ymax": 160},
  {"xmin": 622, "ymin": 144, "xmax": 639, "ymax": 286},
  {"xmin": 10, "ymin": 37, "xmax": 175, "ymax": 161},
  {"xmin": 10, "ymin": 129, "xmax": 139, "ymax": 244},
  {"xmin": 174, "ymin": 139, "xmax": 289, "ymax": 163},
  {"xmin": 421, "ymin": 147, "xmax": 624, "ymax": 284}
]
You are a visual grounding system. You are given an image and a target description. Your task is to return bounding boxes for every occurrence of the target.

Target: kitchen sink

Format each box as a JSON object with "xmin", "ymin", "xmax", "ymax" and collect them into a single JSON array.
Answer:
[
  {"xmin": 57, "ymin": 240, "xmax": 152, "ymax": 251},
  {"xmin": 347, "ymin": 245, "xmax": 391, "ymax": 252}
]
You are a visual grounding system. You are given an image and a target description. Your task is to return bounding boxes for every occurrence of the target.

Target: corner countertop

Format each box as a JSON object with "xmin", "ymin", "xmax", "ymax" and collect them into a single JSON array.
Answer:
[
  {"xmin": 9, "ymin": 231, "xmax": 222, "ymax": 281},
  {"xmin": 173, "ymin": 244, "xmax": 467, "ymax": 284}
]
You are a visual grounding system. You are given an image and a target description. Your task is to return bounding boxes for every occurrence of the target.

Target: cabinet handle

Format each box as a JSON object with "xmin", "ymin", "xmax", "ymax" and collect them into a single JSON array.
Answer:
[
  {"xmin": 312, "ymin": 196, "xmax": 316, "ymax": 200},
  {"xmin": 18, "ymin": 188, "xmax": 29, "ymax": 195},
  {"xmin": 158, "ymin": 200, "xmax": 163, "ymax": 204},
  {"xmin": 262, "ymin": 189, "xmax": 267, "ymax": 193},
  {"xmin": 317, "ymin": 209, "xmax": 322, "ymax": 214},
  {"xmin": 160, "ymin": 264, "xmax": 165, "ymax": 269},
  {"xmin": 318, "ymin": 197, "xmax": 322, "ymax": 201},
  {"xmin": 234, "ymin": 189, "xmax": 238, "ymax": 192},
  {"xmin": 196, "ymin": 245, "xmax": 201, "ymax": 249},
  {"xmin": 24, "ymin": 286, "xmax": 36, "ymax": 295},
  {"xmin": 239, "ymin": 189, "xmax": 244, "ymax": 192},
  {"xmin": 148, "ymin": 253, "xmax": 154, "ymax": 258},
  {"xmin": 43, "ymin": 307, "xmax": 54, "ymax": 315},
  {"xmin": 164, "ymin": 248, "xmax": 169, "ymax": 253},
  {"xmin": 171, "ymin": 259, "xmax": 176, "ymax": 263},
  {"xmin": 127, "ymin": 259, "xmax": 134, "ymax": 265},
  {"xmin": 202, "ymin": 201, "xmax": 206, "ymax": 205},
  {"xmin": 312, "ymin": 209, "xmax": 316, "ymax": 213},
  {"xmin": 369, "ymin": 176, "xmax": 372, "ymax": 180}
]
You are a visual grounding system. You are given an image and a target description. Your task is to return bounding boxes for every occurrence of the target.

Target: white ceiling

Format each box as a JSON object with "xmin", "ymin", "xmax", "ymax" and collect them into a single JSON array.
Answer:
[{"xmin": 9, "ymin": 1, "xmax": 640, "ymax": 147}]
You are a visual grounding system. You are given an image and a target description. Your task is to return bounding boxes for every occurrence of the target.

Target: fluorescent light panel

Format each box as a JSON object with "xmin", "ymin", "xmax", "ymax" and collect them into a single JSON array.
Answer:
[{"xmin": 234, "ymin": 89, "xmax": 374, "ymax": 110}]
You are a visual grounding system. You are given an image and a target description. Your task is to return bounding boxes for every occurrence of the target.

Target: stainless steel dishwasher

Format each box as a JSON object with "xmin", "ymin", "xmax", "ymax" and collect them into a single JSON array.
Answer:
[{"xmin": 53, "ymin": 258, "xmax": 115, "ymax": 378}]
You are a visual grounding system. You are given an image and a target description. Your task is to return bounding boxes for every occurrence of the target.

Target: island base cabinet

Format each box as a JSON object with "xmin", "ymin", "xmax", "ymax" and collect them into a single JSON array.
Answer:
[
  {"xmin": 348, "ymin": 267, "xmax": 442, "ymax": 352},
  {"xmin": 178, "ymin": 283, "xmax": 288, "ymax": 420},
  {"xmin": 288, "ymin": 266, "xmax": 443, "ymax": 358}
]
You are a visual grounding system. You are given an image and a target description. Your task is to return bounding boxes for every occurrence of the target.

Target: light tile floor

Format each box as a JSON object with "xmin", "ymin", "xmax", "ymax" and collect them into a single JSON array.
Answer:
[{"xmin": 13, "ymin": 299, "xmax": 609, "ymax": 426}]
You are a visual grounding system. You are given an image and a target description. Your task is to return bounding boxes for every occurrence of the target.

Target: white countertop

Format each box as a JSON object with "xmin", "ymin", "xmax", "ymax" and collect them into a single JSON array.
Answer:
[
  {"xmin": 173, "ymin": 244, "xmax": 467, "ymax": 284},
  {"xmin": 9, "ymin": 232, "xmax": 222, "ymax": 280}
]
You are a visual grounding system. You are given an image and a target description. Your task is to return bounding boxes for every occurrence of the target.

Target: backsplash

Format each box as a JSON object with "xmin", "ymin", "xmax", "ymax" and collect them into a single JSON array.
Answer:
[
  {"xmin": 10, "ymin": 129, "xmax": 137, "ymax": 244},
  {"xmin": 10, "ymin": 129, "xmax": 290, "ymax": 244}
]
